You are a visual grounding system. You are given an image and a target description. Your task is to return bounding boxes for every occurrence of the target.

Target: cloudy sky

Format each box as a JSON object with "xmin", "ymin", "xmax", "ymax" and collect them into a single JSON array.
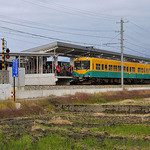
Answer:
[{"xmin": 0, "ymin": 0, "xmax": 150, "ymax": 58}]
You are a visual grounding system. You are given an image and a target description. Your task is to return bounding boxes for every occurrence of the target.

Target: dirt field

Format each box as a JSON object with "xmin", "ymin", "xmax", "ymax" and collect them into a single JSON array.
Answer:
[
  {"xmin": 1, "ymin": 91, "xmax": 150, "ymax": 149},
  {"xmin": 0, "ymin": 106, "xmax": 150, "ymax": 149}
]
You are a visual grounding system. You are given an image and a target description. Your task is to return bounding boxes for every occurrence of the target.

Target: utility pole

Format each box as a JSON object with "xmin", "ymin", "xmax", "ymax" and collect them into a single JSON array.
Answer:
[
  {"xmin": 117, "ymin": 18, "xmax": 128, "ymax": 89},
  {"xmin": 121, "ymin": 18, "xmax": 124, "ymax": 89}
]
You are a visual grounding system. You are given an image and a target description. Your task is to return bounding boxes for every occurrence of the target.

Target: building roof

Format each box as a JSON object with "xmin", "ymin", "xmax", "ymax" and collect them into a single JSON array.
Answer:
[{"xmin": 22, "ymin": 41, "xmax": 150, "ymax": 63}]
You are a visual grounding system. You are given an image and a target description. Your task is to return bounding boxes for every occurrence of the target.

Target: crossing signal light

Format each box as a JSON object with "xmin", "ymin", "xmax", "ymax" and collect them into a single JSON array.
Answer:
[{"xmin": 6, "ymin": 48, "xmax": 10, "ymax": 59}]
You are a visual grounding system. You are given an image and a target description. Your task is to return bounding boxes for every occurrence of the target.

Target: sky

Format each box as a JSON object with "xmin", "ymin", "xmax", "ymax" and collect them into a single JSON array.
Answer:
[{"xmin": 0, "ymin": 0, "xmax": 150, "ymax": 60}]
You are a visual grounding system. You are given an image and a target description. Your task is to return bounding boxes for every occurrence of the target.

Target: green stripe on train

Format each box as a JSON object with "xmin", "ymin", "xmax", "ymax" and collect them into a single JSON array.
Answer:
[{"xmin": 73, "ymin": 71, "xmax": 150, "ymax": 79}]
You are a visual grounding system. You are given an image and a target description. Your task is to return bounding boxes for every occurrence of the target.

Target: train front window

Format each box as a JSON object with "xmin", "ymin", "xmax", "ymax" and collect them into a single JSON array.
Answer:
[
  {"xmin": 74, "ymin": 61, "xmax": 81, "ymax": 70},
  {"xmin": 74, "ymin": 61, "xmax": 90, "ymax": 70}
]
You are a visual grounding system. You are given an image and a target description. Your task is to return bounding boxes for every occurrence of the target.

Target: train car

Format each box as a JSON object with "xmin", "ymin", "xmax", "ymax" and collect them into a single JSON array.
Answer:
[{"xmin": 73, "ymin": 57, "xmax": 150, "ymax": 84}]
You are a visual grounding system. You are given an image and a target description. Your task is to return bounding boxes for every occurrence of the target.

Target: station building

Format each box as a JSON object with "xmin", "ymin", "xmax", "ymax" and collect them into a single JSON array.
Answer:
[{"xmin": 0, "ymin": 41, "xmax": 150, "ymax": 86}]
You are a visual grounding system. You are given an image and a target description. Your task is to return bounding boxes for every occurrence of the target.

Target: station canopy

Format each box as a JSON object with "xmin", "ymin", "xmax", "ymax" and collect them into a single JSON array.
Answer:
[{"xmin": 22, "ymin": 41, "xmax": 150, "ymax": 63}]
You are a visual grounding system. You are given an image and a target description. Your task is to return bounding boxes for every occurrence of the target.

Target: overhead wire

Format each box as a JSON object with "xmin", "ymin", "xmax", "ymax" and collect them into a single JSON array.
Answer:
[
  {"xmin": 125, "ymin": 33, "xmax": 150, "ymax": 47},
  {"xmin": 0, "ymin": 35, "xmax": 41, "ymax": 45},
  {"xmin": 0, "ymin": 15, "xmax": 115, "ymax": 33},
  {"xmin": 0, "ymin": 19, "xmax": 115, "ymax": 39},
  {"xmin": 0, "ymin": 25, "xmax": 107, "ymax": 47},
  {"xmin": 35, "ymin": 0, "xmax": 118, "ymax": 20},
  {"xmin": 125, "ymin": 40, "xmax": 150, "ymax": 51},
  {"xmin": 104, "ymin": 33, "xmax": 120, "ymax": 45},
  {"xmin": 125, "ymin": 47, "xmax": 150, "ymax": 58},
  {"xmin": 21, "ymin": 0, "xmax": 118, "ymax": 21},
  {"xmin": 130, "ymin": 21, "xmax": 150, "ymax": 34}
]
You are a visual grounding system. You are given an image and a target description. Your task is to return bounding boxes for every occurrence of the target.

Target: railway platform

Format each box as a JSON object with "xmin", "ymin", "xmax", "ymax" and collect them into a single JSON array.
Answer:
[{"xmin": 56, "ymin": 76, "xmax": 73, "ymax": 85}]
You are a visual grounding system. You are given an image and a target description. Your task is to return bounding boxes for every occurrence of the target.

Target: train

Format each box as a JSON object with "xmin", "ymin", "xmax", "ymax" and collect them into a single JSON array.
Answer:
[{"xmin": 72, "ymin": 57, "xmax": 150, "ymax": 84}]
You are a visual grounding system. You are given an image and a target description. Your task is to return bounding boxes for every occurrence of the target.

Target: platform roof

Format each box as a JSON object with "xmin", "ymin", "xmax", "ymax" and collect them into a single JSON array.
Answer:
[
  {"xmin": 22, "ymin": 41, "xmax": 150, "ymax": 63},
  {"xmin": 0, "ymin": 52, "xmax": 52, "ymax": 57}
]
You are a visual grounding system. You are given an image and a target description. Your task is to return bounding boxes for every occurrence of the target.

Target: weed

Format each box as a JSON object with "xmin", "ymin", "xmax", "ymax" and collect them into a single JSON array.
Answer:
[{"xmin": 0, "ymin": 133, "xmax": 32, "ymax": 150}]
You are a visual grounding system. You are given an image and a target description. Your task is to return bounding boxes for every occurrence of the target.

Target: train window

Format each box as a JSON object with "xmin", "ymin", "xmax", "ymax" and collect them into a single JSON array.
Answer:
[
  {"xmin": 130, "ymin": 67, "xmax": 132, "ymax": 72},
  {"xmin": 144, "ymin": 68, "xmax": 145, "ymax": 73},
  {"xmin": 146, "ymin": 68, "xmax": 148, "ymax": 74},
  {"xmin": 141, "ymin": 68, "xmax": 143, "ymax": 73},
  {"xmin": 118, "ymin": 66, "xmax": 121, "ymax": 71},
  {"xmin": 74, "ymin": 60, "xmax": 90, "ymax": 70},
  {"xmin": 138, "ymin": 68, "xmax": 140, "ymax": 73},
  {"xmin": 102, "ymin": 64, "xmax": 104, "ymax": 70},
  {"xmin": 123, "ymin": 66, "xmax": 126, "ymax": 72},
  {"xmin": 127, "ymin": 67, "xmax": 129, "ymax": 72},
  {"xmin": 105, "ymin": 65, "xmax": 107, "ymax": 70},
  {"xmin": 132, "ymin": 67, "xmax": 135, "ymax": 73},
  {"xmin": 81, "ymin": 61, "xmax": 90, "ymax": 70},
  {"xmin": 114, "ymin": 65, "xmax": 117, "ymax": 71},
  {"xmin": 96, "ymin": 64, "xmax": 100, "ymax": 70},
  {"xmin": 93, "ymin": 64, "xmax": 94, "ymax": 70},
  {"xmin": 74, "ymin": 61, "xmax": 81, "ymax": 70},
  {"xmin": 109, "ymin": 65, "xmax": 112, "ymax": 71}
]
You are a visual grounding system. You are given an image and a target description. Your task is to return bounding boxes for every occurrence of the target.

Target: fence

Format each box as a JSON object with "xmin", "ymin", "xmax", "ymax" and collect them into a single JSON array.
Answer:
[{"xmin": 0, "ymin": 70, "xmax": 9, "ymax": 84}]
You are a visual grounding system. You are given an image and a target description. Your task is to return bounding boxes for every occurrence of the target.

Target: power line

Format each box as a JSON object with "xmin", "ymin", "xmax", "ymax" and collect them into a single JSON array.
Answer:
[
  {"xmin": 0, "ymin": 19, "xmax": 115, "ymax": 39},
  {"xmin": 21, "ymin": 0, "xmax": 118, "ymax": 21},
  {"xmin": 0, "ymin": 15, "xmax": 115, "ymax": 33},
  {"xmin": 125, "ymin": 47, "xmax": 150, "ymax": 57},
  {"xmin": 130, "ymin": 21, "xmax": 150, "ymax": 34},
  {"xmin": 125, "ymin": 33, "xmax": 150, "ymax": 48},
  {"xmin": 37, "ymin": 0, "xmax": 118, "ymax": 20},
  {"xmin": 0, "ymin": 35, "xmax": 41, "ymax": 45},
  {"xmin": 0, "ymin": 26, "xmax": 121, "ymax": 50},
  {"xmin": 0, "ymin": 29, "xmax": 50, "ymax": 41},
  {"xmin": 125, "ymin": 40, "xmax": 150, "ymax": 51},
  {"xmin": 0, "ymin": 25, "xmax": 106, "ymax": 47},
  {"xmin": 105, "ymin": 33, "xmax": 120, "ymax": 44}
]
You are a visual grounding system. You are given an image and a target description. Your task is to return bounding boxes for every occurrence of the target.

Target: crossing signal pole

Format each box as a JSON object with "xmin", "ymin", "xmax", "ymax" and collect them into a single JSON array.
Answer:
[
  {"xmin": 1, "ymin": 38, "xmax": 10, "ymax": 70},
  {"xmin": 1, "ymin": 38, "xmax": 5, "ymax": 70}
]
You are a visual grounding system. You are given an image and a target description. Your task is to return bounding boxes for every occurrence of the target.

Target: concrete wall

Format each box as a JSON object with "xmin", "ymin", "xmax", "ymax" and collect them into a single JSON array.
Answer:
[
  {"xmin": 16, "ymin": 86, "xmax": 150, "ymax": 100},
  {"xmin": 25, "ymin": 73, "xmax": 57, "ymax": 86},
  {"xmin": 16, "ymin": 87, "xmax": 122, "ymax": 99},
  {"xmin": 0, "ymin": 84, "xmax": 11, "ymax": 100}
]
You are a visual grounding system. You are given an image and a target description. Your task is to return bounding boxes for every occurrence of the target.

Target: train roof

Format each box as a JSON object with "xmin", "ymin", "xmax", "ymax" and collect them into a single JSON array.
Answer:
[{"xmin": 74, "ymin": 57, "xmax": 150, "ymax": 66}]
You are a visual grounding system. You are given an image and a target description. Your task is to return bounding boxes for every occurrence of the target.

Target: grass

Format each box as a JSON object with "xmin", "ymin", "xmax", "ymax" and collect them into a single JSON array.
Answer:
[
  {"xmin": 58, "ymin": 90, "xmax": 150, "ymax": 105},
  {"xmin": 0, "ymin": 99, "xmax": 57, "ymax": 119},
  {"xmin": 1, "ymin": 89, "xmax": 150, "ymax": 119},
  {"xmin": 0, "ymin": 133, "xmax": 32, "ymax": 150},
  {"xmin": 1, "ymin": 132, "xmax": 150, "ymax": 150},
  {"xmin": 89, "ymin": 124, "xmax": 150, "ymax": 138},
  {"xmin": 0, "ymin": 100, "xmax": 16, "ymax": 110}
]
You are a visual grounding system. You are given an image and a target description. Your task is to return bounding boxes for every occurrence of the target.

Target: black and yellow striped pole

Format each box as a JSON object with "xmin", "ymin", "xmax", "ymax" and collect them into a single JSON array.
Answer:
[{"xmin": 2, "ymin": 38, "xmax": 5, "ymax": 70}]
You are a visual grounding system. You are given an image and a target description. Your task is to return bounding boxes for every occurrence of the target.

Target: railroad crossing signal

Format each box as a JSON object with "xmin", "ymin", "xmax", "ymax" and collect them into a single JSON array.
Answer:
[{"xmin": 6, "ymin": 48, "xmax": 10, "ymax": 59}]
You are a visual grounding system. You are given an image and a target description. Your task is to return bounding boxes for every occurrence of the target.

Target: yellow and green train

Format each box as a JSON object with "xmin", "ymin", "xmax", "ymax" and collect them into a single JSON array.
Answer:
[{"xmin": 73, "ymin": 57, "xmax": 150, "ymax": 84}]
